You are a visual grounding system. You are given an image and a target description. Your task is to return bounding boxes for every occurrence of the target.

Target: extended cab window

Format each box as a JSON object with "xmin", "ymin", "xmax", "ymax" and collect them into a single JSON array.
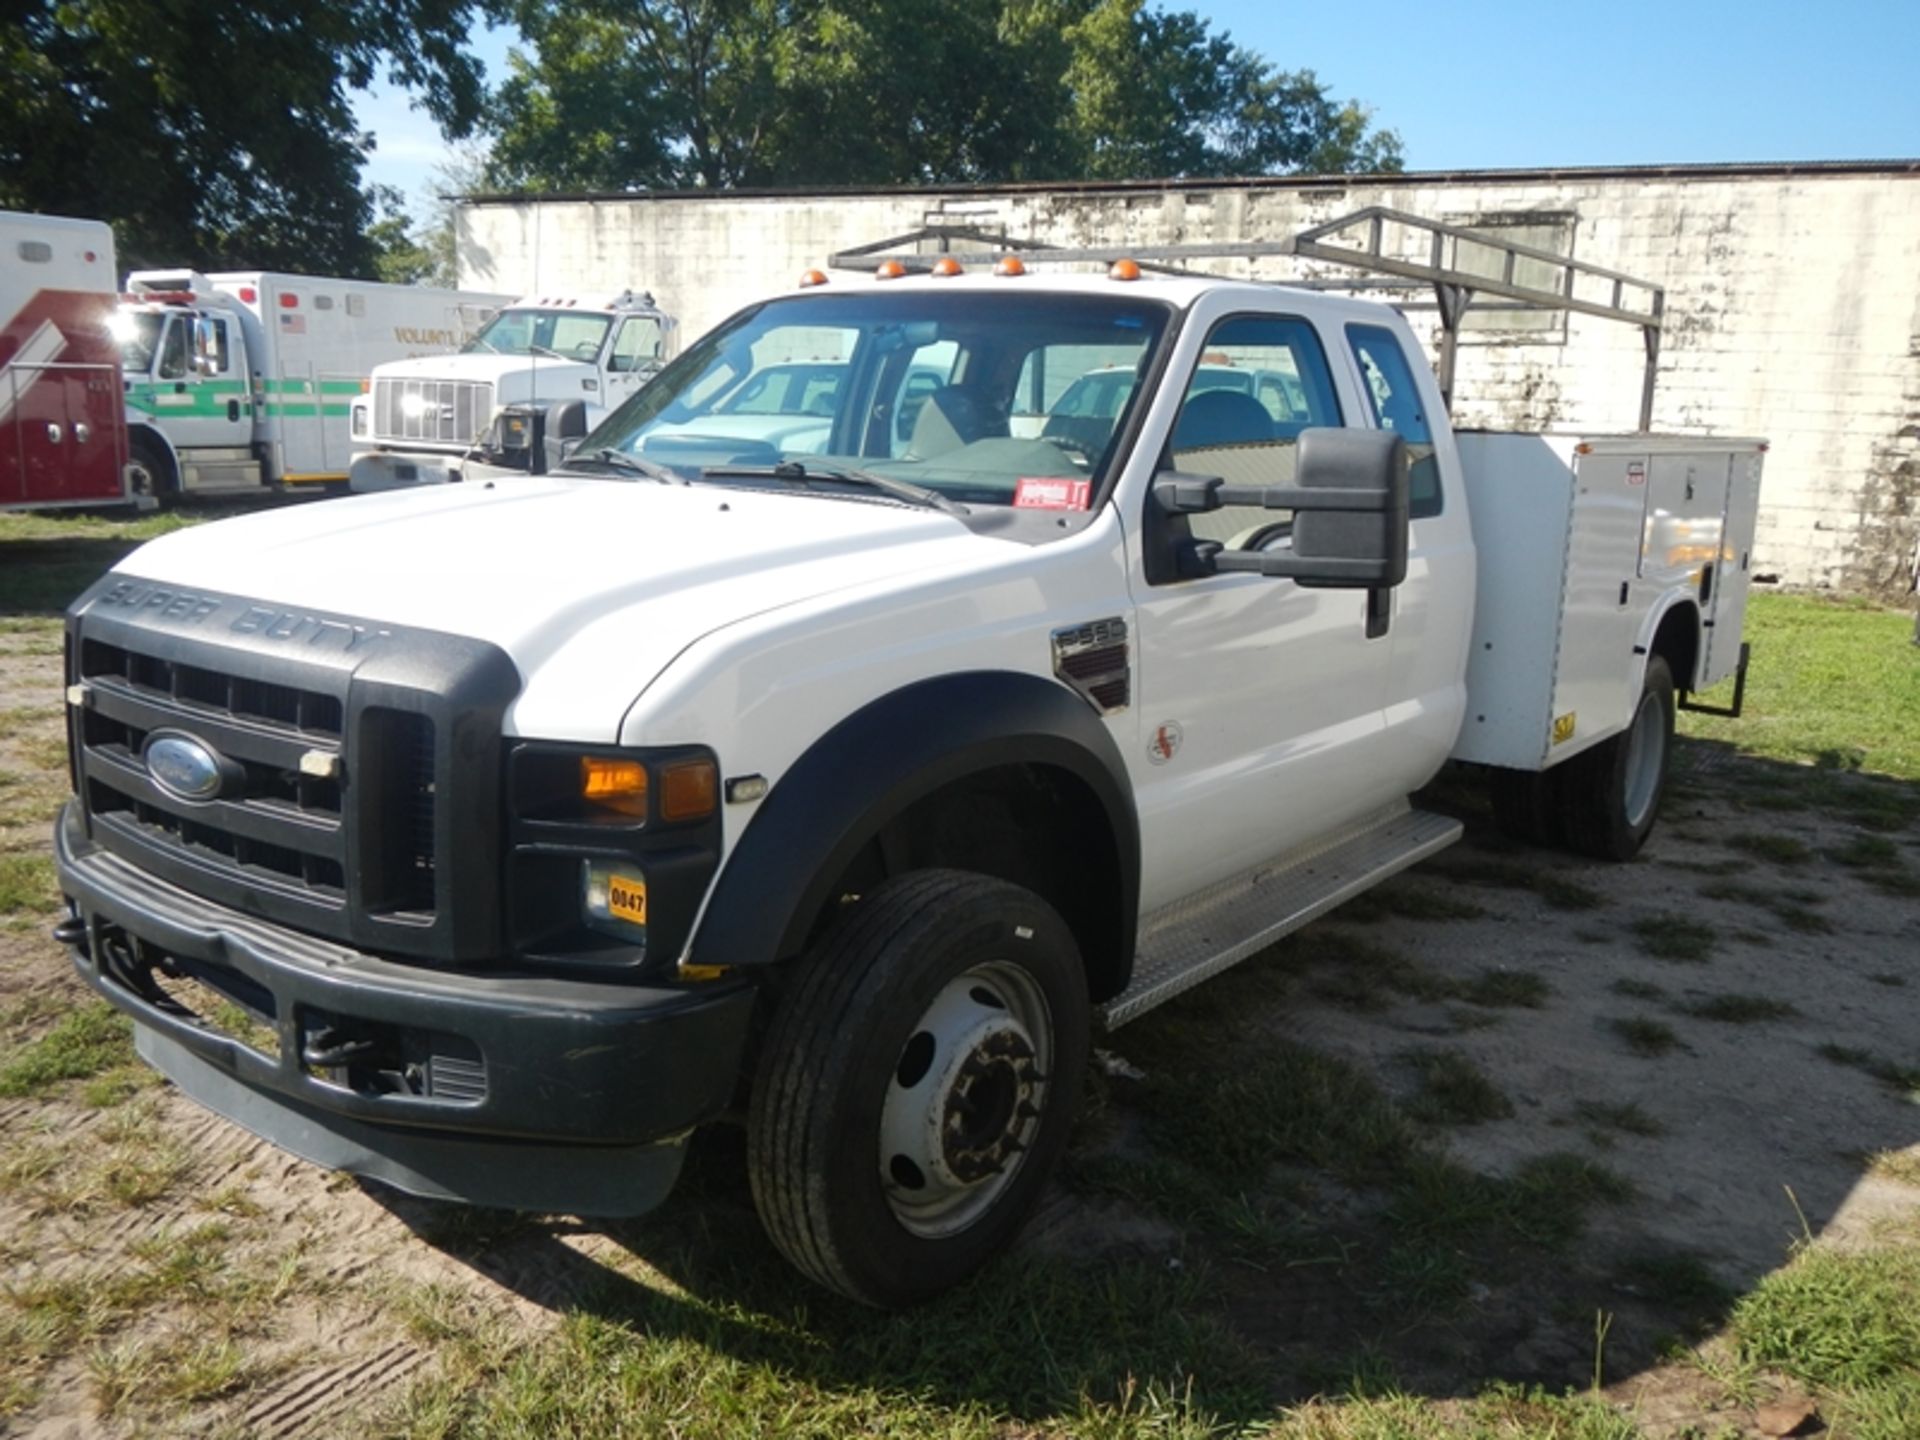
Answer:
[
  {"xmin": 1168, "ymin": 315, "xmax": 1342, "ymax": 550},
  {"xmin": 1346, "ymin": 324, "xmax": 1442, "ymax": 520}
]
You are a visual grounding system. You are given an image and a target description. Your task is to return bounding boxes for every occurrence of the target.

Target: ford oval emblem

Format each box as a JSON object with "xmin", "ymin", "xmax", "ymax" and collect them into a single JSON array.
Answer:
[{"xmin": 144, "ymin": 732, "xmax": 229, "ymax": 803}]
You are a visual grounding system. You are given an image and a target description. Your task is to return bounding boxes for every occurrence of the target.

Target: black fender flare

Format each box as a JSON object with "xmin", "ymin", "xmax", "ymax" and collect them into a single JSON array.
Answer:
[{"xmin": 686, "ymin": 670, "xmax": 1140, "ymax": 980}]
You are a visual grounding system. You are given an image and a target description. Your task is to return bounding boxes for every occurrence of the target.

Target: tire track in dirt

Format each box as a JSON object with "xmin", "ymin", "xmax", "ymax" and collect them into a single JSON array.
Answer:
[{"xmin": 239, "ymin": 1339, "xmax": 430, "ymax": 1438}]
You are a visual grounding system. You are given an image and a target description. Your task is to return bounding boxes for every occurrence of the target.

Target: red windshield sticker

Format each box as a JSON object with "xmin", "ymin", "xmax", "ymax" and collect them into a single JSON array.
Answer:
[{"xmin": 1013, "ymin": 477, "xmax": 1092, "ymax": 510}]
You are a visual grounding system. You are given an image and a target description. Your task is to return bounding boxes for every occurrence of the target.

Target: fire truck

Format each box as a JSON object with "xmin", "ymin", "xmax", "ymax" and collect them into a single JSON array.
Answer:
[
  {"xmin": 1, "ymin": 211, "xmax": 129, "ymax": 511},
  {"xmin": 115, "ymin": 272, "xmax": 513, "ymax": 497}
]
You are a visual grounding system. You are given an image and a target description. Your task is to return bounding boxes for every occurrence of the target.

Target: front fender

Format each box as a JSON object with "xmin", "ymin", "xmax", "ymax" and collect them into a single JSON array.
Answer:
[{"xmin": 685, "ymin": 670, "xmax": 1139, "ymax": 974}]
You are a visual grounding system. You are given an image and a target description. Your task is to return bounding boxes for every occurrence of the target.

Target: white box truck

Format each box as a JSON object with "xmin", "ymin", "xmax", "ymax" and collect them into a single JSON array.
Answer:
[
  {"xmin": 53, "ymin": 210, "xmax": 1761, "ymax": 1309},
  {"xmin": 114, "ymin": 271, "xmax": 514, "ymax": 497},
  {"xmin": 347, "ymin": 289, "xmax": 678, "ymax": 490},
  {"xmin": 1, "ymin": 210, "xmax": 129, "ymax": 510}
]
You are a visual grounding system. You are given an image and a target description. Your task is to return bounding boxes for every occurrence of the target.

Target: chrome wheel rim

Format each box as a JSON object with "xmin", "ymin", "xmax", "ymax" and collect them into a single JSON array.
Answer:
[
  {"xmin": 878, "ymin": 960, "xmax": 1052, "ymax": 1239},
  {"xmin": 1623, "ymin": 688, "xmax": 1667, "ymax": 828}
]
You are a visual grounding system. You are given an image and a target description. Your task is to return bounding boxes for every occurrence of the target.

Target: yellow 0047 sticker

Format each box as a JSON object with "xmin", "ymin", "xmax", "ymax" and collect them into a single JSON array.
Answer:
[{"xmin": 608, "ymin": 874, "xmax": 648, "ymax": 926}]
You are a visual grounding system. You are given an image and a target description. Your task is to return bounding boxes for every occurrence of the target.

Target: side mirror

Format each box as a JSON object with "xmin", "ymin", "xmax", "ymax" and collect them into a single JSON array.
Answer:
[
  {"xmin": 1153, "ymin": 428, "xmax": 1409, "ymax": 589},
  {"xmin": 540, "ymin": 399, "xmax": 590, "ymax": 474}
]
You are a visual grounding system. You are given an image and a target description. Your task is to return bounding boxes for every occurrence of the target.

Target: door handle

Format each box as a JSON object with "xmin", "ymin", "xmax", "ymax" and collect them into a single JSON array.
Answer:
[
  {"xmin": 74, "ymin": 422, "xmax": 90, "ymax": 444},
  {"xmin": 228, "ymin": 399, "xmax": 241, "ymax": 422},
  {"xmin": 45, "ymin": 423, "xmax": 63, "ymax": 444},
  {"xmin": 173, "ymin": 382, "xmax": 187, "ymax": 393}
]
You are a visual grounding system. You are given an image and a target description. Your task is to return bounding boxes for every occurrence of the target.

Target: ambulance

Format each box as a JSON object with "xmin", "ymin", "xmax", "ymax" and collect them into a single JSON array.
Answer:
[
  {"xmin": 114, "ymin": 272, "xmax": 514, "ymax": 496},
  {"xmin": 1, "ymin": 210, "xmax": 128, "ymax": 510}
]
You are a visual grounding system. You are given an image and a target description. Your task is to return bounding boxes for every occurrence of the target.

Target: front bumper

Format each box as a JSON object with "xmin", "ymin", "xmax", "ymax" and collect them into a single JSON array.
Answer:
[
  {"xmin": 55, "ymin": 802, "xmax": 756, "ymax": 1216},
  {"xmin": 348, "ymin": 450, "xmax": 466, "ymax": 492}
]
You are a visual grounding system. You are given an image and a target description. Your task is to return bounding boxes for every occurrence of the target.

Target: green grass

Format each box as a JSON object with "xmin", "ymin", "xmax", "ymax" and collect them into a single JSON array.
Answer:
[
  {"xmin": 0, "ymin": 511, "xmax": 202, "ymax": 614},
  {"xmin": 0, "ymin": 1002, "xmax": 132, "ymax": 1096},
  {"xmin": 1402, "ymin": 1049, "xmax": 1515, "ymax": 1126},
  {"xmin": 1454, "ymin": 968, "xmax": 1551, "ymax": 1009},
  {"xmin": 1608, "ymin": 1016, "xmax": 1682, "ymax": 1057},
  {"xmin": 1572, "ymin": 1100, "xmax": 1666, "ymax": 1141},
  {"xmin": 1336, "ymin": 880, "xmax": 1487, "ymax": 924},
  {"xmin": 1427, "ymin": 854, "xmax": 1607, "ymax": 912},
  {"xmin": 1674, "ymin": 993, "xmax": 1798, "ymax": 1024},
  {"xmin": 1607, "ymin": 978, "xmax": 1666, "ymax": 1001},
  {"xmin": 1732, "ymin": 1243, "xmax": 1920, "ymax": 1390},
  {"xmin": 1813, "ymin": 1042, "xmax": 1920, "ymax": 1100},
  {"xmin": 0, "ymin": 853, "xmax": 58, "ymax": 917},
  {"xmin": 1678, "ymin": 592, "xmax": 1920, "ymax": 779},
  {"xmin": 1726, "ymin": 831, "xmax": 1813, "ymax": 866},
  {"xmin": 1629, "ymin": 914, "xmax": 1717, "ymax": 962}
]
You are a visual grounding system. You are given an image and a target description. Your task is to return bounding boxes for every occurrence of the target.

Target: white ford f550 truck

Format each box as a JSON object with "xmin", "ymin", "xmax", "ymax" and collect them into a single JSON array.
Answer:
[
  {"xmin": 347, "ymin": 289, "xmax": 677, "ymax": 491},
  {"xmin": 52, "ymin": 211, "xmax": 1760, "ymax": 1308}
]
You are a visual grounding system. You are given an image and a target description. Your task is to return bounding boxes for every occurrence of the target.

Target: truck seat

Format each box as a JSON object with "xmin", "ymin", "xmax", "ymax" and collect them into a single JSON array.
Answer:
[{"xmin": 908, "ymin": 385, "xmax": 1008, "ymax": 459}]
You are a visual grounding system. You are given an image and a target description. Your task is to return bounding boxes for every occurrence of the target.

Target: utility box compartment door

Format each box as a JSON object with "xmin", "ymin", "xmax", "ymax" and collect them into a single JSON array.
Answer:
[
  {"xmin": 1702, "ymin": 448, "xmax": 1764, "ymax": 687},
  {"xmin": 1452, "ymin": 433, "xmax": 1663, "ymax": 772}
]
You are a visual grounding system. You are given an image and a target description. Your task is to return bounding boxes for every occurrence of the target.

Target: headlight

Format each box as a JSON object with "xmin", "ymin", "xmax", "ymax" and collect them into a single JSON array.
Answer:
[
  {"xmin": 582, "ymin": 859, "xmax": 649, "ymax": 946},
  {"xmin": 506, "ymin": 743, "xmax": 723, "ymax": 973},
  {"xmin": 350, "ymin": 402, "xmax": 368, "ymax": 438}
]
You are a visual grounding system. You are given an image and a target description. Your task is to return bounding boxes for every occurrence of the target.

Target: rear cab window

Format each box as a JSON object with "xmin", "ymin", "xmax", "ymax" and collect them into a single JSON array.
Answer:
[{"xmin": 1346, "ymin": 323, "xmax": 1442, "ymax": 520}]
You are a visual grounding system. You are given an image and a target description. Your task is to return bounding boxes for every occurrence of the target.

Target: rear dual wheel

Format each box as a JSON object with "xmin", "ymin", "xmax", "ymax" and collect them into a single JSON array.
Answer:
[
  {"xmin": 1488, "ymin": 655, "xmax": 1675, "ymax": 862},
  {"xmin": 747, "ymin": 870, "xmax": 1088, "ymax": 1308}
]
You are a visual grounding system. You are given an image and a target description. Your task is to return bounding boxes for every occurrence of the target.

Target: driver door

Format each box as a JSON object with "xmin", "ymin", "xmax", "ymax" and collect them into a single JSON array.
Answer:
[{"xmin": 1125, "ymin": 302, "xmax": 1404, "ymax": 909}]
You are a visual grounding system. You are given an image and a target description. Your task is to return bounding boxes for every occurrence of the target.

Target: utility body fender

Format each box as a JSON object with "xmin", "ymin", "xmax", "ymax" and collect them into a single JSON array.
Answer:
[
  {"xmin": 685, "ymin": 671, "xmax": 1140, "ymax": 981},
  {"xmin": 1633, "ymin": 591, "xmax": 1703, "ymax": 693}
]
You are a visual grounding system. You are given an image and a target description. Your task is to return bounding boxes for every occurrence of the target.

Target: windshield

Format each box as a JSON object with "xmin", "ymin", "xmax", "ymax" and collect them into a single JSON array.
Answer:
[
  {"xmin": 465, "ymin": 307, "xmax": 612, "ymax": 361},
  {"xmin": 112, "ymin": 311, "xmax": 166, "ymax": 375},
  {"xmin": 576, "ymin": 289, "xmax": 1172, "ymax": 507}
]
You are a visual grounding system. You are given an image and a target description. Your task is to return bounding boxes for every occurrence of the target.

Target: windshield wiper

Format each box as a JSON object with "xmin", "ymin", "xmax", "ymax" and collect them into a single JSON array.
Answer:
[
  {"xmin": 526, "ymin": 343, "xmax": 568, "ymax": 361},
  {"xmin": 563, "ymin": 448, "xmax": 688, "ymax": 484},
  {"xmin": 700, "ymin": 461, "xmax": 967, "ymax": 517}
]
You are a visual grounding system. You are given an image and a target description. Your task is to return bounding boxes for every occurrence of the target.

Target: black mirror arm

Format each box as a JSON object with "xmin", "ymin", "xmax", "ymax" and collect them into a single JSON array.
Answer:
[
  {"xmin": 1154, "ymin": 474, "xmax": 1396, "ymax": 515},
  {"xmin": 1200, "ymin": 545, "xmax": 1397, "ymax": 585}
]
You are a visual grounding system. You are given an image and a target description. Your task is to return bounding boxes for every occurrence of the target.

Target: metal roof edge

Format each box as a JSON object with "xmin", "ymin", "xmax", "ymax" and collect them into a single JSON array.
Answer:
[{"xmin": 453, "ymin": 158, "xmax": 1920, "ymax": 207}]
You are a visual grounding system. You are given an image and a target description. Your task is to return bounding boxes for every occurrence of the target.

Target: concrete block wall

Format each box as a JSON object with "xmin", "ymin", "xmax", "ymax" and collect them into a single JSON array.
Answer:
[{"xmin": 459, "ymin": 163, "xmax": 1920, "ymax": 596}]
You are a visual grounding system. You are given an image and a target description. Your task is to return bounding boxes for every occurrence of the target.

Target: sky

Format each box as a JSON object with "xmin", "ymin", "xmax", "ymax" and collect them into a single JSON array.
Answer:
[{"xmin": 353, "ymin": 0, "xmax": 1920, "ymax": 210}]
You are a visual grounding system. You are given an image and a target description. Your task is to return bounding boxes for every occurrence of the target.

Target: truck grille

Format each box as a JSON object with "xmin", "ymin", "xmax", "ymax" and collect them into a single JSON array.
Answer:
[
  {"xmin": 75, "ymin": 637, "xmax": 434, "ymax": 929},
  {"xmin": 372, "ymin": 377, "xmax": 493, "ymax": 445}
]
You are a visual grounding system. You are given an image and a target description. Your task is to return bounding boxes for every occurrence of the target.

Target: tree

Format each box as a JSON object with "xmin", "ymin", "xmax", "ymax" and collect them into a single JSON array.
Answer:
[
  {"xmin": 0, "ymin": 0, "xmax": 500, "ymax": 274},
  {"xmin": 486, "ymin": 0, "xmax": 1401, "ymax": 194},
  {"xmin": 369, "ymin": 147, "xmax": 491, "ymax": 288}
]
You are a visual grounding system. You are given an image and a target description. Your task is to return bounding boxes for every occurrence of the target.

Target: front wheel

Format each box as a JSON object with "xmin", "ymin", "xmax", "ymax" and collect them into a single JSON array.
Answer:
[
  {"xmin": 125, "ymin": 433, "xmax": 177, "ymax": 502},
  {"xmin": 1560, "ymin": 655, "xmax": 1675, "ymax": 860},
  {"xmin": 747, "ymin": 869, "xmax": 1089, "ymax": 1307}
]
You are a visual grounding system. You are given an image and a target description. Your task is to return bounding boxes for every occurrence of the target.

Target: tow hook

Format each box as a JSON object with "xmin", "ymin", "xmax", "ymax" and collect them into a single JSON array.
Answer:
[{"xmin": 300, "ymin": 1026, "xmax": 380, "ymax": 1068}]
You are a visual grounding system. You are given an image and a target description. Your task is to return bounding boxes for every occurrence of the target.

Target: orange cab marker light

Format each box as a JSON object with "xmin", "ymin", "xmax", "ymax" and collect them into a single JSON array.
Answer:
[
  {"xmin": 931, "ymin": 256, "xmax": 964, "ymax": 277},
  {"xmin": 581, "ymin": 756, "xmax": 648, "ymax": 818},
  {"xmin": 660, "ymin": 759, "xmax": 718, "ymax": 822},
  {"xmin": 993, "ymin": 255, "xmax": 1026, "ymax": 277},
  {"xmin": 799, "ymin": 268, "xmax": 829, "ymax": 288},
  {"xmin": 1108, "ymin": 258, "xmax": 1143, "ymax": 281},
  {"xmin": 876, "ymin": 259, "xmax": 907, "ymax": 280}
]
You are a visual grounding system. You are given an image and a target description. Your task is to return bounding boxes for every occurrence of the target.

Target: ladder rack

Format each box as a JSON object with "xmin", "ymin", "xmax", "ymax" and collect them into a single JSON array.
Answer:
[{"xmin": 829, "ymin": 207, "xmax": 1666, "ymax": 430}]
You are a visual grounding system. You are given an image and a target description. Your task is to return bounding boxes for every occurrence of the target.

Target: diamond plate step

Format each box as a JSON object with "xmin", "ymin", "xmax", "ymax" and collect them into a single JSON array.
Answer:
[{"xmin": 1101, "ymin": 802, "xmax": 1463, "ymax": 1028}]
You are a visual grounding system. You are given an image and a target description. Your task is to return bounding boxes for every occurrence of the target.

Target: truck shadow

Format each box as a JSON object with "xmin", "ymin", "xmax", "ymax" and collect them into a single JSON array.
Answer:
[{"xmin": 378, "ymin": 738, "xmax": 1920, "ymax": 1422}]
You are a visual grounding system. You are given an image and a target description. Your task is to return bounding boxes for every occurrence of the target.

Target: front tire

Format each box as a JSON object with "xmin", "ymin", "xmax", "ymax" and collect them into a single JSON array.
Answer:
[
  {"xmin": 125, "ymin": 432, "xmax": 177, "ymax": 502},
  {"xmin": 1560, "ymin": 655, "xmax": 1675, "ymax": 860},
  {"xmin": 747, "ymin": 869, "xmax": 1089, "ymax": 1307}
]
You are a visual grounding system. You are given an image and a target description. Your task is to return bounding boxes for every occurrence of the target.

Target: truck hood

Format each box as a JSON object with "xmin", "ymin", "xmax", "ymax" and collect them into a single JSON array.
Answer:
[
  {"xmin": 110, "ymin": 478, "xmax": 1002, "ymax": 741},
  {"xmin": 373, "ymin": 351, "xmax": 597, "ymax": 401}
]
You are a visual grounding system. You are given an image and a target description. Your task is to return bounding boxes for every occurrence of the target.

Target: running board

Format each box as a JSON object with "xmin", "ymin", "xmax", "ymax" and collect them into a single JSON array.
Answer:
[{"xmin": 1100, "ymin": 803, "xmax": 1463, "ymax": 1029}]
